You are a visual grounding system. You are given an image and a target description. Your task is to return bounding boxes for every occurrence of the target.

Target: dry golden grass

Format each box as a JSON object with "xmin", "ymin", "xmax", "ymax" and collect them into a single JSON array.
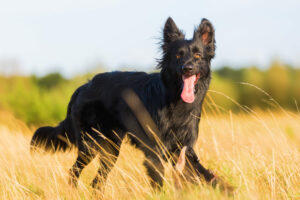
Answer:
[{"xmin": 0, "ymin": 110, "xmax": 299, "ymax": 200}]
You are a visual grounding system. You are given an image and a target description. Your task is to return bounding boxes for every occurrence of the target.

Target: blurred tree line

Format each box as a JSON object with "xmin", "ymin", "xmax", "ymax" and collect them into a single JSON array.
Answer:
[
  {"xmin": 209, "ymin": 60, "xmax": 300, "ymax": 113},
  {"xmin": 0, "ymin": 60, "xmax": 299, "ymax": 126}
]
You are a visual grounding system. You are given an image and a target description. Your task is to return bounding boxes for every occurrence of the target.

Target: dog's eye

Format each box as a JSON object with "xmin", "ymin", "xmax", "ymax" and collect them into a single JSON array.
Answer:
[
  {"xmin": 176, "ymin": 51, "xmax": 184, "ymax": 59},
  {"xmin": 194, "ymin": 53, "xmax": 201, "ymax": 59}
]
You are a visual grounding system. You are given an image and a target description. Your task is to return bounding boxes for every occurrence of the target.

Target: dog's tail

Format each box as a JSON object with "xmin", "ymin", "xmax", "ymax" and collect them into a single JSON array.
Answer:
[{"xmin": 30, "ymin": 116, "xmax": 77, "ymax": 152}]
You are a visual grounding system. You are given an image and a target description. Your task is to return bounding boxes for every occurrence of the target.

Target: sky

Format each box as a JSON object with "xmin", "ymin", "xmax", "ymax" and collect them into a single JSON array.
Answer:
[{"xmin": 0, "ymin": 0, "xmax": 299, "ymax": 77}]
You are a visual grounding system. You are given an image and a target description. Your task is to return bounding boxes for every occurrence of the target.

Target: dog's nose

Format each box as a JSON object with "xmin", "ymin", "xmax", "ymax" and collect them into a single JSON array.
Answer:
[{"xmin": 182, "ymin": 65, "xmax": 193, "ymax": 73}]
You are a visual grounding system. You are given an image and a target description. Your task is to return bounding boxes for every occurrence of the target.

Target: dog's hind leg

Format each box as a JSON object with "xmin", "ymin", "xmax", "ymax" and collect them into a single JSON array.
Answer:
[
  {"xmin": 69, "ymin": 130, "xmax": 99, "ymax": 187},
  {"xmin": 69, "ymin": 145, "xmax": 96, "ymax": 187},
  {"xmin": 91, "ymin": 141, "xmax": 120, "ymax": 190}
]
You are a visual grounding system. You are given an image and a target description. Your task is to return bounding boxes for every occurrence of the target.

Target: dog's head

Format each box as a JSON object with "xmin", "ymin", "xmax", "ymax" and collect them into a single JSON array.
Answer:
[{"xmin": 159, "ymin": 17, "xmax": 215, "ymax": 103}]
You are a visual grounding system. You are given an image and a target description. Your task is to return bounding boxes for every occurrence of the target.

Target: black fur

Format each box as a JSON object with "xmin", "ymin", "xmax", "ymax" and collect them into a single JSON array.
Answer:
[{"xmin": 31, "ymin": 17, "xmax": 216, "ymax": 188}]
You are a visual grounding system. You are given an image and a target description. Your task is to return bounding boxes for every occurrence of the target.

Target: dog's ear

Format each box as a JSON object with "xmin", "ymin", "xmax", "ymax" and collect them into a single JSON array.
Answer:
[
  {"xmin": 175, "ymin": 146, "xmax": 187, "ymax": 173},
  {"xmin": 194, "ymin": 18, "xmax": 215, "ymax": 58},
  {"xmin": 162, "ymin": 17, "xmax": 184, "ymax": 52}
]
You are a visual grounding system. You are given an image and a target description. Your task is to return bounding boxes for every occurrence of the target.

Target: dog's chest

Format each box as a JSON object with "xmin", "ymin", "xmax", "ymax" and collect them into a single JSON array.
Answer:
[{"xmin": 157, "ymin": 103, "xmax": 200, "ymax": 149}]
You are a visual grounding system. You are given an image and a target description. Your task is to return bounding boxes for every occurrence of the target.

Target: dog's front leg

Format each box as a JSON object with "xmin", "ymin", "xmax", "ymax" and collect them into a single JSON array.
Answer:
[
  {"xmin": 143, "ymin": 152, "xmax": 164, "ymax": 189},
  {"xmin": 187, "ymin": 146, "xmax": 215, "ymax": 181},
  {"xmin": 175, "ymin": 146, "xmax": 215, "ymax": 182},
  {"xmin": 175, "ymin": 146, "xmax": 234, "ymax": 193}
]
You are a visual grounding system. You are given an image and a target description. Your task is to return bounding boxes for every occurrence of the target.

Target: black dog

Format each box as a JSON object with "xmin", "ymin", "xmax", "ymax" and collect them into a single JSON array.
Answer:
[{"xmin": 31, "ymin": 17, "xmax": 216, "ymax": 188}]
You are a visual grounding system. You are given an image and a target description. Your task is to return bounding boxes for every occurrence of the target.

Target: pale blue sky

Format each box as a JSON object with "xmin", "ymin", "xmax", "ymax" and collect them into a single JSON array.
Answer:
[{"xmin": 0, "ymin": 0, "xmax": 299, "ymax": 77}]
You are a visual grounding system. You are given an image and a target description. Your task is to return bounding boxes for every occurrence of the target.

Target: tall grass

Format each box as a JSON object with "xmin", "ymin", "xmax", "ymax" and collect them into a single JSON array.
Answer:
[{"xmin": 0, "ymin": 108, "xmax": 299, "ymax": 199}]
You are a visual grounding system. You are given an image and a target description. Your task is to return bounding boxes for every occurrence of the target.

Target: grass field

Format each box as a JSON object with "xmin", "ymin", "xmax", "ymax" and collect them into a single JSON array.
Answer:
[{"xmin": 0, "ymin": 110, "xmax": 299, "ymax": 200}]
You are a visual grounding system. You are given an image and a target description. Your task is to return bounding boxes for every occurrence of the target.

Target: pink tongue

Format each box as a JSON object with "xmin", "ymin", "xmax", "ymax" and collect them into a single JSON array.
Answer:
[{"xmin": 181, "ymin": 75, "xmax": 196, "ymax": 103}]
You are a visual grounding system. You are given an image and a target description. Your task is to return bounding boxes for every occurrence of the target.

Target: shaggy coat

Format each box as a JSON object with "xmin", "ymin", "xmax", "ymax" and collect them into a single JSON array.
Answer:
[{"xmin": 31, "ymin": 17, "xmax": 216, "ymax": 188}]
